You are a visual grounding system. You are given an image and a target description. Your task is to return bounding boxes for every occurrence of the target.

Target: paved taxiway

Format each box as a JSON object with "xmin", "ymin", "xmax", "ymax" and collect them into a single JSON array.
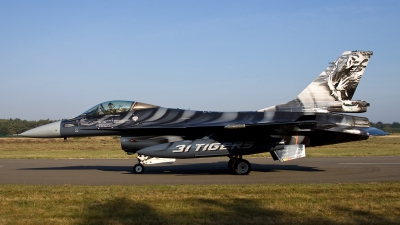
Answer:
[{"xmin": 0, "ymin": 157, "xmax": 399, "ymax": 185}]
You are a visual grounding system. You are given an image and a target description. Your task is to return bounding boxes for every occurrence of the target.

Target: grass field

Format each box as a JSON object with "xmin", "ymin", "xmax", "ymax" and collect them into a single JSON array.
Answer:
[
  {"xmin": 306, "ymin": 135, "xmax": 400, "ymax": 157},
  {"xmin": 1, "ymin": 136, "xmax": 399, "ymax": 224},
  {"xmin": 1, "ymin": 183, "xmax": 399, "ymax": 225},
  {"xmin": 0, "ymin": 136, "xmax": 125, "ymax": 159},
  {"xmin": 0, "ymin": 135, "xmax": 399, "ymax": 159}
]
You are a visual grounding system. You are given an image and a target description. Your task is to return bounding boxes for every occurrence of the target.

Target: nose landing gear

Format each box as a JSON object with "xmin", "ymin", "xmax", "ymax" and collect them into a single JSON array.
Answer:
[
  {"xmin": 133, "ymin": 163, "xmax": 145, "ymax": 174},
  {"xmin": 132, "ymin": 154, "xmax": 176, "ymax": 174}
]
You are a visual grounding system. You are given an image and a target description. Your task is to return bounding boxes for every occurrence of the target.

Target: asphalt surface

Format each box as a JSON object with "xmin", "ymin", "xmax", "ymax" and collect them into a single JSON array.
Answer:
[{"xmin": 0, "ymin": 157, "xmax": 399, "ymax": 185}]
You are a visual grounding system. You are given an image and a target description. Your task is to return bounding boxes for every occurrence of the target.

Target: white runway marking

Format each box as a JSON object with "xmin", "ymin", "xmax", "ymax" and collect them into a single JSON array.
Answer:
[{"xmin": 339, "ymin": 163, "xmax": 400, "ymax": 165}]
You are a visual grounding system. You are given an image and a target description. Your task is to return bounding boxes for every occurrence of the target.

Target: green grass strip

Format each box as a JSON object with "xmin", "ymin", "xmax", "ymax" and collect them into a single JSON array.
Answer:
[
  {"xmin": 1, "ymin": 135, "xmax": 400, "ymax": 159},
  {"xmin": 1, "ymin": 183, "xmax": 399, "ymax": 224}
]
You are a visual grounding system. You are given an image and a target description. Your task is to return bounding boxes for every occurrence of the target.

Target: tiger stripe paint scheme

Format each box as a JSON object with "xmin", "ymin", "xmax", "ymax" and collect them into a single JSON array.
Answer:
[{"xmin": 21, "ymin": 51, "xmax": 377, "ymax": 175}]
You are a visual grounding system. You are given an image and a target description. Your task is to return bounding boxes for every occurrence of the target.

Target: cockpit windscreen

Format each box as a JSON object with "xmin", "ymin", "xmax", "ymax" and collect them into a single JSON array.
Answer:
[{"xmin": 81, "ymin": 101, "xmax": 135, "ymax": 116}]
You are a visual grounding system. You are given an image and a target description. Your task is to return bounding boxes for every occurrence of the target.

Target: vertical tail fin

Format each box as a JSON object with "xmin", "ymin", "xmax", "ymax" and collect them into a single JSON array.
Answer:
[{"xmin": 259, "ymin": 50, "xmax": 373, "ymax": 113}]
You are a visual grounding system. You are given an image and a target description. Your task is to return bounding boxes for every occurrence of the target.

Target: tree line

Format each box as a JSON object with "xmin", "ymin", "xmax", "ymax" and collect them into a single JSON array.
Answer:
[
  {"xmin": 370, "ymin": 122, "xmax": 400, "ymax": 133},
  {"xmin": 0, "ymin": 118, "xmax": 399, "ymax": 136},
  {"xmin": 0, "ymin": 118, "xmax": 55, "ymax": 136}
]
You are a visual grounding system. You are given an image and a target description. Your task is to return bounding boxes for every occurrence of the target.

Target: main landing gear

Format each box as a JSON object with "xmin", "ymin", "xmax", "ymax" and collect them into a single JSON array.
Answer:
[{"xmin": 228, "ymin": 155, "xmax": 251, "ymax": 175}]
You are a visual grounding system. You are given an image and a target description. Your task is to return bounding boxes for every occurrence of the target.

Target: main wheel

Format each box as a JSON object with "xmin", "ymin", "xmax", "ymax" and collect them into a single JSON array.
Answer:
[
  {"xmin": 133, "ymin": 163, "xmax": 145, "ymax": 174},
  {"xmin": 234, "ymin": 159, "xmax": 251, "ymax": 175},
  {"xmin": 228, "ymin": 159, "xmax": 236, "ymax": 172}
]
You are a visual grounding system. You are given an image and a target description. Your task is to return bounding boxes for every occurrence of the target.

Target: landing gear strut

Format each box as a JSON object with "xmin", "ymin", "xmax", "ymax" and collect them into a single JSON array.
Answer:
[
  {"xmin": 228, "ymin": 155, "xmax": 251, "ymax": 175},
  {"xmin": 228, "ymin": 159, "xmax": 236, "ymax": 172}
]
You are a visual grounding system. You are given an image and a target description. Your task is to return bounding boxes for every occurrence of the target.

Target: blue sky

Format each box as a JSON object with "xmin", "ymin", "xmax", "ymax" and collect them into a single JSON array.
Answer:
[{"xmin": 1, "ymin": 0, "xmax": 399, "ymax": 122}]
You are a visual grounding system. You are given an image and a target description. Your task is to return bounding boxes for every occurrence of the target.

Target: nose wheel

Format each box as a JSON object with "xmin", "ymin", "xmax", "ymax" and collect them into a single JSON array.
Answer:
[{"xmin": 133, "ymin": 163, "xmax": 145, "ymax": 174}]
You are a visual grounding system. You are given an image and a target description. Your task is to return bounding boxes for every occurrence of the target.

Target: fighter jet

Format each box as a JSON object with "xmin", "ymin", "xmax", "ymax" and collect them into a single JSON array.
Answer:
[{"xmin": 21, "ymin": 50, "xmax": 376, "ymax": 175}]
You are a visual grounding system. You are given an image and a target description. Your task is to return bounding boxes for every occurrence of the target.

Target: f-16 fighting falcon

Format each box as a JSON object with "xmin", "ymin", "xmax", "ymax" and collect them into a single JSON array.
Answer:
[{"xmin": 21, "ymin": 50, "xmax": 377, "ymax": 175}]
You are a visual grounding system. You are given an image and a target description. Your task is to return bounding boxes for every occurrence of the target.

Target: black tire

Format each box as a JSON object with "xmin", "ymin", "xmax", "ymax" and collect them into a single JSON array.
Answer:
[
  {"xmin": 228, "ymin": 159, "xmax": 236, "ymax": 172},
  {"xmin": 133, "ymin": 163, "xmax": 145, "ymax": 174},
  {"xmin": 234, "ymin": 159, "xmax": 251, "ymax": 175}
]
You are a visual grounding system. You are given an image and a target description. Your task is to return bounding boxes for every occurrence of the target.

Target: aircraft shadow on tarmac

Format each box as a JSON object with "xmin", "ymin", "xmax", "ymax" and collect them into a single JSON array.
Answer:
[{"xmin": 21, "ymin": 161, "xmax": 324, "ymax": 175}]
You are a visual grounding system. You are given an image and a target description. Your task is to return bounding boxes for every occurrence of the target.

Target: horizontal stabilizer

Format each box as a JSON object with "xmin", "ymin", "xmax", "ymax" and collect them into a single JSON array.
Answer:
[{"xmin": 360, "ymin": 127, "xmax": 389, "ymax": 136}]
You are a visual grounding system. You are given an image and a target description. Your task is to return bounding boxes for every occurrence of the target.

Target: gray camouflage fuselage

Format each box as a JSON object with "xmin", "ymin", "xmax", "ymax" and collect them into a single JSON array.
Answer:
[
  {"xmin": 53, "ymin": 105, "xmax": 369, "ymax": 158},
  {"xmin": 20, "ymin": 50, "xmax": 376, "ymax": 174}
]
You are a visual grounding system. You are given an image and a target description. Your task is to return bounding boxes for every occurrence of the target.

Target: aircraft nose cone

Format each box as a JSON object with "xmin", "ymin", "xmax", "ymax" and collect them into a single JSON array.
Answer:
[{"xmin": 19, "ymin": 121, "xmax": 61, "ymax": 138}]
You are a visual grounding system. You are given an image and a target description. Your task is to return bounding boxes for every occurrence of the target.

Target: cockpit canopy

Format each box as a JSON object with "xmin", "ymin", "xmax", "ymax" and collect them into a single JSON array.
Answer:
[{"xmin": 81, "ymin": 100, "xmax": 159, "ymax": 116}]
